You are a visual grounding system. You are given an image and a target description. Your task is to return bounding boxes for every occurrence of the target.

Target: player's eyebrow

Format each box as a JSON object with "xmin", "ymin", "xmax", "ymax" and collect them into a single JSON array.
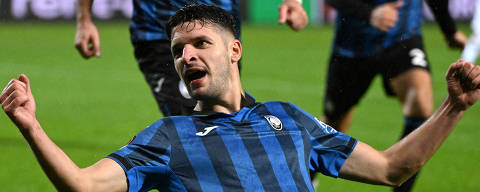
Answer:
[
  {"xmin": 171, "ymin": 35, "xmax": 214, "ymax": 51},
  {"xmin": 190, "ymin": 35, "xmax": 214, "ymax": 44}
]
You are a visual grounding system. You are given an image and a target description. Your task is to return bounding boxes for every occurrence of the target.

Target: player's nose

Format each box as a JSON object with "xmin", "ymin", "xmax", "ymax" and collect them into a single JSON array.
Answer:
[{"xmin": 182, "ymin": 44, "xmax": 197, "ymax": 65}]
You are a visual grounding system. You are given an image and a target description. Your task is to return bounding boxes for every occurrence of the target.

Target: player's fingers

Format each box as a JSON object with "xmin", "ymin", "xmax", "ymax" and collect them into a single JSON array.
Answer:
[
  {"xmin": 289, "ymin": 8, "xmax": 308, "ymax": 31},
  {"xmin": 18, "ymin": 74, "xmax": 28, "ymax": 85},
  {"xmin": 75, "ymin": 41, "xmax": 86, "ymax": 58},
  {"xmin": 449, "ymin": 36, "xmax": 466, "ymax": 50},
  {"xmin": 91, "ymin": 34, "xmax": 101, "ymax": 57},
  {"xmin": 385, "ymin": 10, "xmax": 398, "ymax": 29},
  {"xmin": 75, "ymin": 39, "xmax": 92, "ymax": 59},
  {"xmin": 18, "ymin": 74, "xmax": 32, "ymax": 97},
  {"xmin": 457, "ymin": 60, "xmax": 468, "ymax": 81},
  {"xmin": 471, "ymin": 68, "xmax": 480, "ymax": 89},
  {"xmin": 85, "ymin": 37, "xmax": 96, "ymax": 57},
  {"xmin": 460, "ymin": 60, "xmax": 473, "ymax": 77},
  {"xmin": 466, "ymin": 64, "xmax": 480, "ymax": 89},
  {"xmin": 0, "ymin": 79, "xmax": 25, "ymax": 104},
  {"xmin": 380, "ymin": 25, "xmax": 389, "ymax": 32},
  {"xmin": 465, "ymin": 62, "xmax": 477, "ymax": 77},
  {"xmin": 386, "ymin": 20, "xmax": 396, "ymax": 29},
  {"xmin": 378, "ymin": 16, "xmax": 393, "ymax": 31},
  {"xmin": 3, "ymin": 95, "xmax": 29, "ymax": 113},
  {"xmin": 11, "ymin": 78, "xmax": 27, "ymax": 92},
  {"xmin": 445, "ymin": 60, "xmax": 462, "ymax": 80},
  {"xmin": 0, "ymin": 85, "xmax": 11, "ymax": 104},
  {"xmin": 287, "ymin": 13, "xmax": 298, "ymax": 30},
  {"xmin": 392, "ymin": 10, "xmax": 399, "ymax": 22},
  {"xmin": 278, "ymin": 4, "xmax": 288, "ymax": 24},
  {"xmin": 1, "ymin": 79, "xmax": 15, "ymax": 96},
  {"xmin": 2, "ymin": 89, "xmax": 20, "ymax": 108},
  {"xmin": 455, "ymin": 32, "xmax": 467, "ymax": 49},
  {"xmin": 1, "ymin": 89, "xmax": 27, "ymax": 111}
]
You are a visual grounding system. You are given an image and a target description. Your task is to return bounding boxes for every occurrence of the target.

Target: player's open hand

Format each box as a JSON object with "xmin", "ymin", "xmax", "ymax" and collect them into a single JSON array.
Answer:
[
  {"xmin": 370, "ymin": 1, "xmax": 403, "ymax": 31},
  {"xmin": 278, "ymin": 0, "xmax": 308, "ymax": 31},
  {"xmin": 75, "ymin": 20, "xmax": 101, "ymax": 59},
  {"xmin": 0, "ymin": 74, "xmax": 38, "ymax": 131},
  {"xmin": 445, "ymin": 60, "xmax": 480, "ymax": 111}
]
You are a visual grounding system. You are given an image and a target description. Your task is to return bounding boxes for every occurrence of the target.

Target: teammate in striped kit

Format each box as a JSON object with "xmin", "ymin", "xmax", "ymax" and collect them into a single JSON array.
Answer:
[
  {"xmin": 3, "ymin": 5, "xmax": 480, "ymax": 192},
  {"xmin": 322, "ymin": 0, "xmax": 466, "ymax": 191},
  {"xmin": 75, "ymin": 0, "xmax": 307, "ymax": 116}
]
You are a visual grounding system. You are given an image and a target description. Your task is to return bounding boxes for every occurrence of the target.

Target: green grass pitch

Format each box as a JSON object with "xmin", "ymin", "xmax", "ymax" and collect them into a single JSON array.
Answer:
[{"xmin": 0, "ymin": 22, "xmax": 478, "ymax": 191}]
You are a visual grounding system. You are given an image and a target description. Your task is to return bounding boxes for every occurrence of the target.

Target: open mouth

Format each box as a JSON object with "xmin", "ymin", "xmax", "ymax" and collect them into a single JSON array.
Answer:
[{"xmin": 185, "ymin": 69, "xmax": 207, "ymax": 84}]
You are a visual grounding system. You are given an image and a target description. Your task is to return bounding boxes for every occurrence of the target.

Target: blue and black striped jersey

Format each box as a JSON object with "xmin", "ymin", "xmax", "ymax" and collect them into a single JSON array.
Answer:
[
  {"xmin": 332, "ymin": 0, "xmax": 423, "ymax": 58},
  {"xmin": 130, "ymin": 0, "xmax": 239, "ymax": 42},
  {"xmin": 107, "ymin": 94, "xmax": 357, "ymax": 191}
]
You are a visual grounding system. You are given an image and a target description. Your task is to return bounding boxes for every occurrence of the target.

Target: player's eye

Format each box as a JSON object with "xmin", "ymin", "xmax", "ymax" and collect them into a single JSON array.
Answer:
[{"xmin": 195, "ymin": 40, "xmax": 209, "ymax": 47}]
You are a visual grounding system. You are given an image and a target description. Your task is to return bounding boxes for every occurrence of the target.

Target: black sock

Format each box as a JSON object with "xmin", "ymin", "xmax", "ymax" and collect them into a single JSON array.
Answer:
[{"xmin": 393, "ymin": 117, "xmax": 426, "ymax": 192}]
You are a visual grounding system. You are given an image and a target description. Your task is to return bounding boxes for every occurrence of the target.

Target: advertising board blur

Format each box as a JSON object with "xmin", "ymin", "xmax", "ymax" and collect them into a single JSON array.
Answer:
[
  {"xmin": 0, "ymin": 0, "xmax": 477, "ymax": 22},
  {"xmin": 1, "ymin": 0, "xmax": 132, "ymax": 20}
]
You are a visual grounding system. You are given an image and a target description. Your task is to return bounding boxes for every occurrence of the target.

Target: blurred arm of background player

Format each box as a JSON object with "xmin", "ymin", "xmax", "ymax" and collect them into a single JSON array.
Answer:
[
  {"xmin": 425, "ymin": 0, "xmax": 466, "ymax": 49},
  {"xmin": 75, "ymin": 0, "xmax": 308, "ymax": 58},
  {"xmin": 278, "ymin": 0, "xmax": 309, "ymax": 31},
  {"xmin": 326, "ymin": 0, "xmax": 466, "ymax": 49},
  {"xmin": 75, "ymin": 0, "xmax": 101, "ymax": 59}
]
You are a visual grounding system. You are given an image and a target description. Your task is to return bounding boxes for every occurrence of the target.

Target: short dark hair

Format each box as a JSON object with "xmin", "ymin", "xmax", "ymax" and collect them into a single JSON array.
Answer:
[{"xmin": 166, "ymin": 4, "xmax": 239, "ymax": 40}]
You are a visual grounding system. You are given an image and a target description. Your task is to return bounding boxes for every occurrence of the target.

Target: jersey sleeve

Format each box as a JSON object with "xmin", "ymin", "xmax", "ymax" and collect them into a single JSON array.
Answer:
[
  {"xmin": 106, "ymin": 119, "xmax": 172, "ymax": 192},
  {"xmin": 285, "ymin": 103, "xmax": 357, "ymax": 178}
]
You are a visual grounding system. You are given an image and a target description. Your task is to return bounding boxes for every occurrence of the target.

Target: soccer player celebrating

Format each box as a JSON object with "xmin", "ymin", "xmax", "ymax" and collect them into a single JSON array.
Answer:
[
  {"xmin": 74, "ymin": 0, "xmax": 307, "ymax": 117},
  {"xmin": 3, "ymin": 5, "xmax": 480, "ymax": 192}
]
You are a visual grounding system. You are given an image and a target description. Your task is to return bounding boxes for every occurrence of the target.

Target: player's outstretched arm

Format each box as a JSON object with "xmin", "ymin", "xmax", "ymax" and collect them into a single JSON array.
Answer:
[
  {"xmin": 278, "ymin": 0, "xmax": 308, "ymax": 31},
  {"xmin": 338, "ymin": 60, "xmax": 480, "ymax": 186},
  {"xmin": 0, "ymin": 75, "xmax": 126, "ymax": 192},
  {"xmin": 75, "ymin": 0, "xmax": 101, "ymax": 59}
]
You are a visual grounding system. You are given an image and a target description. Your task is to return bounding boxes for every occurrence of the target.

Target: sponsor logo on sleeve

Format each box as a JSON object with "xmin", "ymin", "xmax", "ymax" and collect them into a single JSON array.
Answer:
[{"xmin": 314, "ymin": 117, "xmax": 337, "ymax": 134}]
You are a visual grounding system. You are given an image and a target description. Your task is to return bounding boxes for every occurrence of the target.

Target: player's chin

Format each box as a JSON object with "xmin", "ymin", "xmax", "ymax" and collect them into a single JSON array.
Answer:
[
  {"xmin": 189, "ymin": 87, "xmax": 212, "ymax": 100},
  {"xmin": 188, "ymin": 87, "xmax": 204, "ymax": 99}
]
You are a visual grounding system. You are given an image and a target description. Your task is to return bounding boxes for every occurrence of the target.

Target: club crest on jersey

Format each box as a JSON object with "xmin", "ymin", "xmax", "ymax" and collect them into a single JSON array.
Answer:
[{"xmin": 264, "ymin": 115, "xmax": 283, "ymax": 131}]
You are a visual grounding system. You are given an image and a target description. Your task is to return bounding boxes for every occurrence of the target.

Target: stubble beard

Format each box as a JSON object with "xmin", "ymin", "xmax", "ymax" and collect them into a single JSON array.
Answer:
[{"xmin": 191, "ymin": 55, "xmax": 231, "ymax": 101}]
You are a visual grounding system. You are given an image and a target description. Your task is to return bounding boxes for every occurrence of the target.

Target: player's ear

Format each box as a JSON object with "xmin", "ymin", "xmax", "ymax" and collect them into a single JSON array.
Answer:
[{"xmin": 230, "ymin": 39, "xmax": 242, "ymax": 63}]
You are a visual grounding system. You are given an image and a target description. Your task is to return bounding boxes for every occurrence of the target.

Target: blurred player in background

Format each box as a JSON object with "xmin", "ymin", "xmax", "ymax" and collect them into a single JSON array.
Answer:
[
  {"xmin": 321, "ymin": 0, "xmax": 466, "ymax": 191},
  {"xmin": 461, "ymin": 0, "xmax": 480, "ymax": 64},
  {"xmin": 74, "ymin": 0, "xmax": 307, "ymax": 116}
]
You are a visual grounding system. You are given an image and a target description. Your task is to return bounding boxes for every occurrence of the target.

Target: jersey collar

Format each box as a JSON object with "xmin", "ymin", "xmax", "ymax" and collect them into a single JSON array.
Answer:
[{"xmin": 191, "ymin": 91, "xmax": 257, "ymax": 116}]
